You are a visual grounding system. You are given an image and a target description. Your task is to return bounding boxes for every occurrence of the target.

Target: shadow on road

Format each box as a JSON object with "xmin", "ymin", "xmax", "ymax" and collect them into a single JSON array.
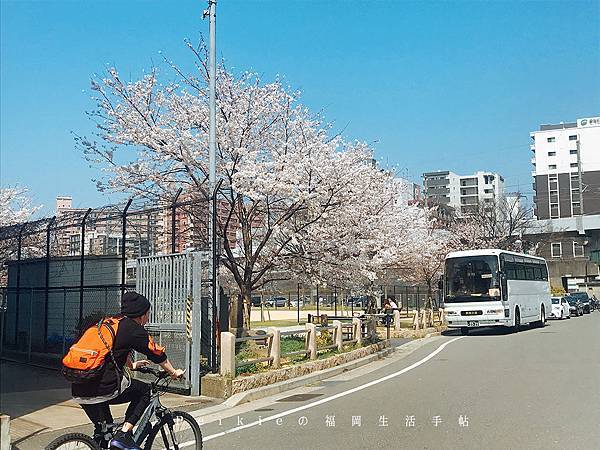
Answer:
[{"xmin": 442, "ymin": 321, "xmax": 555, "ymax": 337}]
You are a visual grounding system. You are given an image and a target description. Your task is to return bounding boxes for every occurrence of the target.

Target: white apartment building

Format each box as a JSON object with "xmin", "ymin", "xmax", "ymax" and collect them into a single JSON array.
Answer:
[
  {"xmin": 530, "ymin": 116, "xmax": 600, "ymax": 222},
  {"xmin": 528, "ymin": 116, "xmax": 600, "ymax": 290},
  {"xmin": 394, "ymin": 176, "xmax": 422, "ymax": 206},
  {"xmin": 422, "ymin": 170, "xmax": 504, "ymax": 215}
]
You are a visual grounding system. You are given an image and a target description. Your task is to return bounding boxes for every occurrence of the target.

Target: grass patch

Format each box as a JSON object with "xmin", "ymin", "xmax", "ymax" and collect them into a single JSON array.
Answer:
[{"xmin": 235, "ymin": 341, "xmax": 268, "ymax": 376}]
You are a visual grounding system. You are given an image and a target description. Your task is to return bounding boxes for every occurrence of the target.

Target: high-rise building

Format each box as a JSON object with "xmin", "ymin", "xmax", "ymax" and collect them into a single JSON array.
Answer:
[
  {"xmin": 528, "ymin": 116, "xmax": 600, "ymax": 292},
  {"xmin": 531, "ymin": 117, "xmax": 600, "ymax": 222},
  {"xmin": 422, "ymin": 170, "xmax": 504, "ymax": 215}
]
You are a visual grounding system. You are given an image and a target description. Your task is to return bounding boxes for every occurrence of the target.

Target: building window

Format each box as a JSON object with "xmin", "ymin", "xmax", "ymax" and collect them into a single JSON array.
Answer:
[
  {"xmin": 569, "ymin": 135, "xmax": 578, "ymax": 141},
  {"xmin": 573, "ymin": 242, "xmax": 585, "ymax": 257},
  {"xmin": 548, "ymin": 151, "xmax": 556, "ymax": 156},
  {"xmin": 570, "ymin": 163, "xmax": 578, "ymax": 168},
  {"xmin": 551, "ymin": 243, "xmax": 562, "ymax": 258},
  {"xmin": 550, "ymin": 204, "xmax": 559, "ymax": 218},
  {"xmin": 572, "ymin": 202, "xmax": 581, "ymax": 215},
  {"xmin": 548, "ymin": 164, "xmax": 557, "ymax": 170},
  {"xmin": 570, "ymin": 149, "xmax": 578, "ymax": 155},
  {"xmin": 547, "ymin": 137, "xmax": 556, "ymax": 143}
]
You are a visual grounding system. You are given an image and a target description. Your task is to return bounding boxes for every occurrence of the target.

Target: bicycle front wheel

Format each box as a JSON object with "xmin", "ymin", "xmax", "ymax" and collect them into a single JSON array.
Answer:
[
  {"xmin": 145, "ymin": 410, "xmax": 202, "ymax": 450},
  {"xmin": 45, "ymin": 433, "xmax": 99, "ymax": 450}
]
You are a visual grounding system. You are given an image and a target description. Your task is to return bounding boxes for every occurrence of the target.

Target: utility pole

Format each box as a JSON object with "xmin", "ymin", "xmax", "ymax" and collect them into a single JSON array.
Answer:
[{"xmin": 204, "ymin": 0, "xmax": 219, "ymax": 375}]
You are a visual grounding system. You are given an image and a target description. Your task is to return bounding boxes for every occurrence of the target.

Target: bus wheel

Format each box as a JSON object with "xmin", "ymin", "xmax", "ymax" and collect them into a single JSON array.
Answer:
[
  {"xmin": 513, "ymin": 308, "xmax": 521, "ymax": 332},
  {"xmin": 534, "ymin": 305, "xmax": 546, "ymax": 328},
  {"xmin": 460, "ymin": 327, "xmax": 469, "ymax": 335}
]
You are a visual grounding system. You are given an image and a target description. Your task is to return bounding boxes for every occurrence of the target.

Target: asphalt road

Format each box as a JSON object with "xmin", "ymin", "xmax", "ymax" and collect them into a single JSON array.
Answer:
[{"xmin": 201, "ymin": 312, "xmax": 600, "ymax": 450}]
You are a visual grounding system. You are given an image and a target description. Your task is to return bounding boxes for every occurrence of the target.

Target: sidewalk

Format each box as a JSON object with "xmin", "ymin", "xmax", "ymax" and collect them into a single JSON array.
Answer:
[{"xmin": 0, "ymin": 360, "xmax": 219, "ymax": 448}]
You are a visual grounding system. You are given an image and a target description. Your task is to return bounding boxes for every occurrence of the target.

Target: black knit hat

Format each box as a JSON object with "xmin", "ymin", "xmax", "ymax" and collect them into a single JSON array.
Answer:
[{"xmin": 121, "ymin": 291, "xmax": 151, "ymax": 318}]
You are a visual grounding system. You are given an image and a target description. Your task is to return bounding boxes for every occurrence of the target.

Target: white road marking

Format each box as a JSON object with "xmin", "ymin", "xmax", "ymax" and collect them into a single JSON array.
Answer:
[{"xmin": 193, "ymin": 336, "xmax": 464, "ymax": 445}]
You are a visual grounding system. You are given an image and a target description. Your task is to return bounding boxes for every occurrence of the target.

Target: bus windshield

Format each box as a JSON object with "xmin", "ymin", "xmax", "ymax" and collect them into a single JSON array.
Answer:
[{"xmin": 445, "ymin": 255, "xmax": 500, "ymax": 302}]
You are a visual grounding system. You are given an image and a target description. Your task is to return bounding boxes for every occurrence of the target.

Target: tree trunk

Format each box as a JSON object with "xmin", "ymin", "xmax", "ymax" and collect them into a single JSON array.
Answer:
[{"xmin": 426, "ymin": 280, "xmax": 433, "ymax": 309}]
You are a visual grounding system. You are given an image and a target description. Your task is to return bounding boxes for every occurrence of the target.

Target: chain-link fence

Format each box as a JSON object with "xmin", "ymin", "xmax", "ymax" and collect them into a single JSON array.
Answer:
[{"xmin": 0, "ymin": 285, "xmax": 129, "ymax": 367}]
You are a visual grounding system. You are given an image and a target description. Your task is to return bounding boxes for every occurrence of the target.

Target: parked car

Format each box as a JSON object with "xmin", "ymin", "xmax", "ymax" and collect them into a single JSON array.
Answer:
[
  {"xmin": 251, "ymin": 296, "xmax": 263, "ymax": 307},
  {"xmin": 569, "ymin": 292, "xmax": 591, "ymax": 313},
  {"xmin": 550, "ymin": 297, "xmax": 570, "ymax": 320},
  {"xmin": 289, "ymin": 297, "xmax": 306, "ymax": 307},
  {"xmin": 266, "ymin": 296, "xmax": 288, "ymax": 307},
  {"xmin": 565, "ymin": 296, "xmax": 583, "ymax": 317}
]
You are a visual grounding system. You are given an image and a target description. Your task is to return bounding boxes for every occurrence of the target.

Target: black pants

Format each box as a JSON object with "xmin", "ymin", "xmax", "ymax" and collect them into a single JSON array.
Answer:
[{"xmin": 81, "ymin": 379, "xmax": 150, "ymax": 431}]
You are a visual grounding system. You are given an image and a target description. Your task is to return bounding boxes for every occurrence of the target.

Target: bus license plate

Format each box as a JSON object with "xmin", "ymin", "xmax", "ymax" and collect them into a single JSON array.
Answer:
[{"xmin": 467, "ymin": 321, "xmax": 479, "ymax": 327}]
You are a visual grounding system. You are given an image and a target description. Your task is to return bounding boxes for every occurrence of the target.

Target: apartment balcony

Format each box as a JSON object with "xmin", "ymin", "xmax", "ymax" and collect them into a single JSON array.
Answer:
[
  {"xmin": 530, "ymin": 157, "xmax": 536, "ymax": 164},
  {"xmin": 530, "ymin": 144, "xmax": 535, "ymax": 151}
]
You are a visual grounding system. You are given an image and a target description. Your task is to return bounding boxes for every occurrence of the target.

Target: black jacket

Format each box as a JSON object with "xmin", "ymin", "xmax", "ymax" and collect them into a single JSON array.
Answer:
[{"xmin": 71, "ymin": 316, "xmax": 167, "ymax": 398}]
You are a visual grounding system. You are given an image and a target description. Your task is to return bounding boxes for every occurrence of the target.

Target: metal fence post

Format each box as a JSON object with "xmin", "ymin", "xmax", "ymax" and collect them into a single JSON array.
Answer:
[
  {"xmin": 121, "ymin": 199, "xmax": 133, "ymax": 297},
  {"xmin": 171, "ymin": 188, "xmax": 183, "ymax": 254},
  {"xmin": 14, "ymin": 224, "xmax": 25, "ymax": 344},
  {"xmin": 334, "ymin": 286, "xmax": 337, "ymax": 316},
  {"xmin": 44, "ymin": 217, "xmax": 55, "ymax": 351},
  {"xmin": 62, "ymin": 289, "xmax": 67, "ymax": 356},
  {"xmin": 27, "ymin": 290, "xmax": 33, "ymax": 362},
  {"xmin": 190, "ymin": 253, "xmax": 203, "ymax": 395},
  {"xmin": 79, "ymin": 208, "xmax": 92, "ymax": 326},
  {"xmin": 297, "ymin": 283, "xmax": 300, "ymax": 324}
]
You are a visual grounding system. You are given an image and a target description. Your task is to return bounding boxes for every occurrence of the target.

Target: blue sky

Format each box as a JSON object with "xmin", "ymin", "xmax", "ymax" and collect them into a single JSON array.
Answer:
[{"xmin": 1, "ymin": 0, "xmax": 598, "ymax": 215}]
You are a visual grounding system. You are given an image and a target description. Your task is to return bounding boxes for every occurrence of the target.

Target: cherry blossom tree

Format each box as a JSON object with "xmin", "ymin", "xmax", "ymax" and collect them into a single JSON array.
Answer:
[
  {"xmin": 78, "ymin": 43, "xmax": 400, "ymax": 333},
  {"xmin": 0, "ymin": 187, "xmax": 41, "ymax": 227},
  {"xmin": 0, "ymin": 187, "xmax": 43, "ymax": 283}
]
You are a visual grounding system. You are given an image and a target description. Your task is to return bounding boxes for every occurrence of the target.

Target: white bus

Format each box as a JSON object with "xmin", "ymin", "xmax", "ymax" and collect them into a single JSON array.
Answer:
[{"xmin": 442, "ymin": 249, "xmax": 551, "ymax": 335}]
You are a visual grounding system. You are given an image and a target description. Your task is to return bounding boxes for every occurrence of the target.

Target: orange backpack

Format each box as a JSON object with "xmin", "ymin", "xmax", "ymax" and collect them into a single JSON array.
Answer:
[{"xmin": 62, "ymin": 316, "xmax": 123, "ymax": 383}]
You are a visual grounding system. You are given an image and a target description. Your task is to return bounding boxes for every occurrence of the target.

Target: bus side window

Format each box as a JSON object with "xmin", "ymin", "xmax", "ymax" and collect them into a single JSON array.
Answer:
[
  {"xmin": 505, "ymin": 262, "xmax": 516, "ymax": 279},
  {"xmin": 525, "ymin": 264, "xmax": 535, "ymax": 280},
  {"xmin": 533, "ymin": 266, "xmax": 542, "ymax": 280},
  {"xmin": 541, "ymin": 265, "xmax": 549, "ymax": 281},
  {"xmin": 516, "ymin": 264, "xmax": 526, "ymax": 280}
]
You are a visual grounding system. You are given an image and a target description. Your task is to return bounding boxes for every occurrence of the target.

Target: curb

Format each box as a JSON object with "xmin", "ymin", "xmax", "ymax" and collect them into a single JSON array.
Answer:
[
  {"xmin": 222, "ymin": 345, "xmax": 396, "ymax": 407},
  {"xmin": 190, "ymin": 334, "xmax": 446, "ymax": 421}
]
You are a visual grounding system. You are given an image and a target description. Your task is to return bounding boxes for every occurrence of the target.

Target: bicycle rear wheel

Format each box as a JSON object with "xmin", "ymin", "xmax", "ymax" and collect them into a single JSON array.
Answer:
[
  {"xmin": 45, "ymin": 433, "xmax": 99, "ymax": 450},
  {"xmin": 144, "ymin": 410, "xmax": 202, "ymax": 450}
]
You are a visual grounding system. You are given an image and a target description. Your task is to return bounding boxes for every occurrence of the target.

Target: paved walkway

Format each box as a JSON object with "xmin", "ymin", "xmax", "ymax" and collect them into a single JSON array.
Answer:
[
  {"xmin": 0, "ymin": 360, "xmax": 219, "ymax": 448},
  {"xmin": 1, "ymin": 336, "xmax": 412, "ymax": 448}
]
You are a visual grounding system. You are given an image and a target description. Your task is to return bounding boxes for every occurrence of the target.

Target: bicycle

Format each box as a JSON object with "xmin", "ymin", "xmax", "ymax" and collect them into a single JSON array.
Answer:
[{"xmin": 46, "ymin": 367, "xmax": 202, "ymax": 450}]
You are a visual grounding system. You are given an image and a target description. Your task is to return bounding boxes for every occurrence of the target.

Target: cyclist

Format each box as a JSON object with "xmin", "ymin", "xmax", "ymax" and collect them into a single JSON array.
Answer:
[{"xmin": 71, "ymin": 291, "xmax": 184, "ymax": 449}]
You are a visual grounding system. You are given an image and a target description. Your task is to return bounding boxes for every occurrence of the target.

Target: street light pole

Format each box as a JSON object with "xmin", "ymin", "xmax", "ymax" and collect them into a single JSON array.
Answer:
[{"xmin": 207, "ymin": 0, "xmax": 219, "ymax": 372}]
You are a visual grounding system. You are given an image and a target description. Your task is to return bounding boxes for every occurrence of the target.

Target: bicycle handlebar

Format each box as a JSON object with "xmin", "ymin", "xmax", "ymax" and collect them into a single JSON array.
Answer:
[{"xmin": 134, "ymin": 366, "xmax": 170, "ymax": 379}]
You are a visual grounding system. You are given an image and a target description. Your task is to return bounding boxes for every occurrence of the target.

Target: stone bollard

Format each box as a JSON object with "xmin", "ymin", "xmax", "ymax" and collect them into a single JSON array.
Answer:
[
  {"xmin": 333, "ymin": 320, "xmax": 343, "ymax": 351},
  {"xmin": 267, "ymin": 327, "xmax": 281, "ymax": 369},
  {"xmin": 306, "ymin": 323, "xmax": 317, "ymax": 360},
  {"xmin": 439, "ymin": 308, "xmax": 445, "ymax": 324},
  {"xmin": 220, "ymin": 332, "xmax": 236, "ymax": 377},
  {"xmin": 352, "ymin": 317, "xmax": 362, "ymax": 345},
  {"xmin": 366, "ymin": 317, "xmax": 377, "ymax": 340},
  {"xmin": 414, "ymin": 311, "xmax": 420, "ymax": 330},
  {"xmin": 394, "ymin": 310, "xmax": 401, "ymax": 332},
  {"xmin": 0, "ymin": 415, "xmax": 10, "ymax": 450}
]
